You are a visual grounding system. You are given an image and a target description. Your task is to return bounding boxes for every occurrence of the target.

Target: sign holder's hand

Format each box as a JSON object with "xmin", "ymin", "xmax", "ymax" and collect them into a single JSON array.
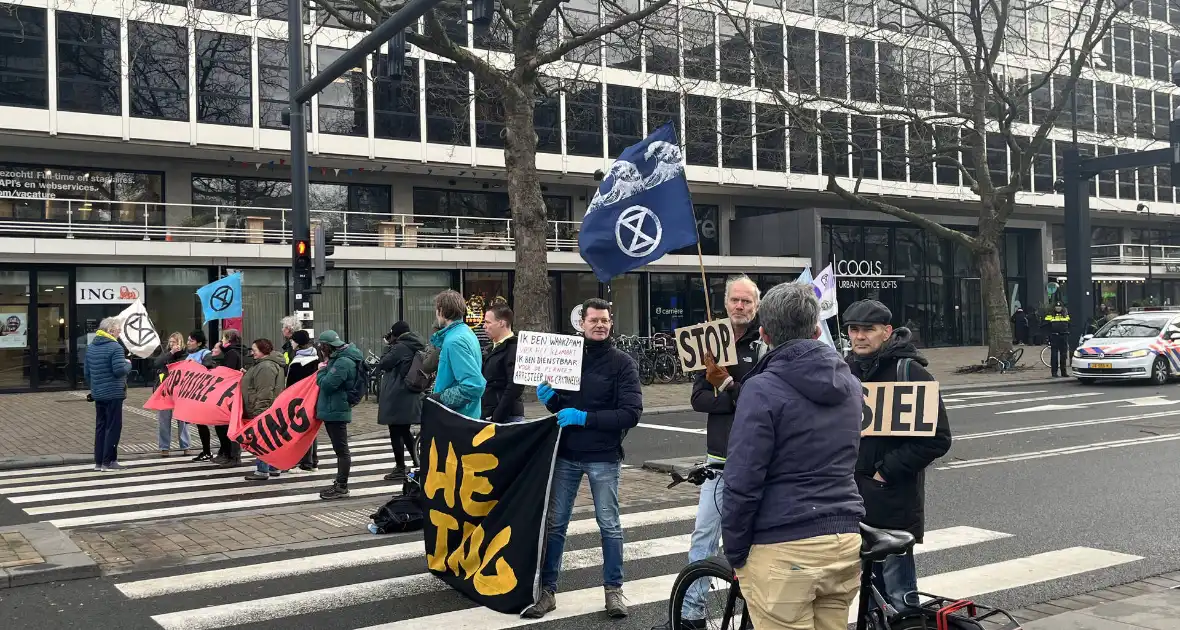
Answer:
[
  {"xmin": 536, "ymin": 381, "xmax": 556, "ymax": 405},
  {"xmin": 703, "ymin": 352, "xmax": 731, "ymax": 390},
  {"xmin": 556, "ymin": 408, "xmax": 587, "ymax": 427}
]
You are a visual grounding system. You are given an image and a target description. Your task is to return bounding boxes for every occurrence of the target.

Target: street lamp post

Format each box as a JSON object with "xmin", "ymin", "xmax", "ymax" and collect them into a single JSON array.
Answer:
[{"xmin": 1138, "ymin": 202, "xmax": 1153, "ymax": 303}]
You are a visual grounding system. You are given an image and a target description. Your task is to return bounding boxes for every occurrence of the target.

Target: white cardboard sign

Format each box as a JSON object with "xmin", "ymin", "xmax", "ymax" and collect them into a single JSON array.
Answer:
[
  {"xmin": 675, "ymin": 318, "xmax": 738, "ymax": 372},
  {"xmin": 513, "ymin": 331, "xmax": 584, "ymax": 391}
]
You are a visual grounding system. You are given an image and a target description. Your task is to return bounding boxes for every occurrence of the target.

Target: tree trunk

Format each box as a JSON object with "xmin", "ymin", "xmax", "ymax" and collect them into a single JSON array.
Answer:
[
  {"xmin": 502, "ymin": 90, "xmax": 553, "ymax": 333},
  {"xmin": 977, "ymin": 240, "xmax": 1013, "ymax": 361}
]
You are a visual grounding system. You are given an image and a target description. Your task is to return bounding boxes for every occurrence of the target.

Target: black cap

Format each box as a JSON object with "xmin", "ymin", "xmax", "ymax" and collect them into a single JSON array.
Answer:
[
  {"xmin": 291, "ymin": 330, "xmax": 311, "ymax": 346},
  {"xmin": 843, "ymin": 300, "xmax": 892, "ymax": 326}
]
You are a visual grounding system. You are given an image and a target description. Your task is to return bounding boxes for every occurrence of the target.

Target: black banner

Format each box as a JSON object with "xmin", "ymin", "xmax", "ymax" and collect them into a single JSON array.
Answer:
[{"xmin": 420, "ymin": 399, "xmax": 560, "ymax": 614}]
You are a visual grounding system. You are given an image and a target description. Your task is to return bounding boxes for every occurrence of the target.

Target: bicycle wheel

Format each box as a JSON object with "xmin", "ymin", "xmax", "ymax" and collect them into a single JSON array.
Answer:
[
  {"xmin": 1040, "ymin": 345, "xmax": 1051, "ymax": 367},
  {"xmin": 669, "ymin": 556, "xmax": 753, "ymax": 630},
  {"xmin": 654, "ymin": 353, "xmax": 678, "ymax": 384},
  {"xmin": 1008, "ymin": 347, "xmax": 1023, "ymax": 365},
  {"xmin": 639, "ymin": 358, "xmax": 656, "ymax": 386}
]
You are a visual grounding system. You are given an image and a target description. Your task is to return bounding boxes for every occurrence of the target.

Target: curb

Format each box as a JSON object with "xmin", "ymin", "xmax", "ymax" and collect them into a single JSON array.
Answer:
[
  {"xmin": 0, "ymin": 522, "xmax": 99, "ymax": 589},
  {"xmin": 992, "ymin": 571, "xmax": 1180, "ymax": 628},
  {"xmin": 642, "ymin": 456, "xmax": 704, "ymax": 473}
]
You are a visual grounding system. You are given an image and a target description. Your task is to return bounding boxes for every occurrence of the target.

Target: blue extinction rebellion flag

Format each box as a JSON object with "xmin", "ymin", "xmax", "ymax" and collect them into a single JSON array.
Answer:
[
  {"xmin": 196, "ymin": 272, "xmax": 243, "ymax": 323},
  {"xmin": 578, "ymin": 122, "xmax": 698, "ymax": 282}
]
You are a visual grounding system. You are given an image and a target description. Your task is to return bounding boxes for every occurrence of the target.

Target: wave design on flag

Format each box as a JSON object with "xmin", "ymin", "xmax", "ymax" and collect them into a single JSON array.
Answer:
[{"xmin": 586, "ymin": 141, "xmax": 685, "ymax": 215}]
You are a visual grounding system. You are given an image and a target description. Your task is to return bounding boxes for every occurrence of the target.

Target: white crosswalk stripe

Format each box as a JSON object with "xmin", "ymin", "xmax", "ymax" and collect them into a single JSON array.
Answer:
[
  {"xmin": 0, "ymin": 439, "xmax": 416, "ymax": 529},
  {"xmin": 106, "ymin": 503, "xmax": 1141, "ymax": 630}
]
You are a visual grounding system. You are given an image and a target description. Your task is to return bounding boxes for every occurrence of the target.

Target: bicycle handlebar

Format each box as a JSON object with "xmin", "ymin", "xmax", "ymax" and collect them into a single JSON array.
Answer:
[{"xmin": 667, "ymin": 461, "xmax": 725, "ymax": 489}]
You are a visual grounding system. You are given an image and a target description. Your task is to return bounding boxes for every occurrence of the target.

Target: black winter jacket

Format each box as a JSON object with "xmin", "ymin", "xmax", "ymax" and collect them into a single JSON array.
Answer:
[
  {"xmin": 481, "ymin": 335, "xmax": 525, "ymax": 423},
  {"xmin": 846, "ymin": 328, "xmax": 952, "ymax": 542},
  {"xmin": 378, "ymin": 332, "xmax": 426, "ymax": 426},
  {"xmin": 544, "ymin": 338, "xmax": 643, "ymax": 462},
  {"xmin": 690, "ymin": 318, "xmax": 764, "ymax": 459},
  {"xmin": 203, "ymin": 343, "xmax": 249, "ymax": 371},
  {"xmin": 286, "ymin": 346, "xmax": 320, "ymax": 388}
]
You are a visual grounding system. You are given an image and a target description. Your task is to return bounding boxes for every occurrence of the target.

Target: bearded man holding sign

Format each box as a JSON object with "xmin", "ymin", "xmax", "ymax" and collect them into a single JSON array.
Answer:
[{"xmin": 844, "ymin": 299, "xmax": 952, "ymax": 613}]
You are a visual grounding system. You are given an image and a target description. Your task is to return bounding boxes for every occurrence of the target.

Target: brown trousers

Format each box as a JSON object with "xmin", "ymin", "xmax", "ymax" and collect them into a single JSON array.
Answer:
[{"xmin": 734, "ymin": 533, "xmax": 862, "ymax": 630}]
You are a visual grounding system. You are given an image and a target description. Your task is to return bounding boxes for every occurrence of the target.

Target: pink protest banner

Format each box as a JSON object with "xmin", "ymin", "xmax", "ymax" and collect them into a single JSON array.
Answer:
[
  {"xmin": 145, "ymin": 361, "xmax": 242, "ymax": 426},
  {"xmin": 230, "ymin": 376, "xmax": 323, "ymax": 470}
]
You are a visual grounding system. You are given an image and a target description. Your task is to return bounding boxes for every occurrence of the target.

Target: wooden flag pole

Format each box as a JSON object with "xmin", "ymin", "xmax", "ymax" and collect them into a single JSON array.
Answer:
[{"xmin": 696, "ymin": 239, "xmax": 712, "ymax": 321}]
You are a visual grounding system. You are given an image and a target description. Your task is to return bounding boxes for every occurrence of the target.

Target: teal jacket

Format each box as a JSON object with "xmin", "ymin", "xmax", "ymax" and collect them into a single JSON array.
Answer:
[
  {"xmin": 316, "ymin": 344, "xmax": 363, "ymax": 422},
  {"xmin": 431, "ymin": 321, "xmax": 487, "ymax": 419}
]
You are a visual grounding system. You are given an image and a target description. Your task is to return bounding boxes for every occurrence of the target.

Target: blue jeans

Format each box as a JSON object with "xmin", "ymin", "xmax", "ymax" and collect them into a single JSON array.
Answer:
[
  {"xmin": 871, "ymin": 548, "xmax": 918, "ymax": 611},
  {"xmin": 157, "ymin": 409, "xmax": 191, "ymax": 450},
  {"xmin": 256, "ymin": 460, "xmax": 276, "ymax": 474},
  {"xmin": 540, "ymin": 457, "xmax": 623, "ymax": 591},
  {"xmin": 94, "ymin": 400, "xmax": 123, "ymax": 466},
  {"xmin": 683, "ymin": 458, "xmax": 725, "ymax": 620}
]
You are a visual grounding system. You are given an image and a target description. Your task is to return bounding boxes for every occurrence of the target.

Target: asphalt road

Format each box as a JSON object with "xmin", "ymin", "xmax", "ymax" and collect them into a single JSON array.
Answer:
[{"xmin": 4, "ymin": 379, "xmax": 1180, "ymax": 629}]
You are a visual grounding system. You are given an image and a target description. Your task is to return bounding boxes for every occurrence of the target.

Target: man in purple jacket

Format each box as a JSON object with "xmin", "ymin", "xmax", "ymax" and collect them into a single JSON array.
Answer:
[{"xmin": 721, "ymin": 282, "xmax": 866, "ymax": 630}]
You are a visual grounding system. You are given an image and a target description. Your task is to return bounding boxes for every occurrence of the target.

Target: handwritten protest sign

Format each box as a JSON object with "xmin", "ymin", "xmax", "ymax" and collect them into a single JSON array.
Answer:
[
  {"xmin": 860, "ymin": 382, "xmax": 941, "ymax": 437},
  {"xmin": 675, "ymin": 318, "xmax": 738, "ymax": 372},
  {"xmin": 512, "ymin": 331, "xmax": 584, "ymax": 391}
]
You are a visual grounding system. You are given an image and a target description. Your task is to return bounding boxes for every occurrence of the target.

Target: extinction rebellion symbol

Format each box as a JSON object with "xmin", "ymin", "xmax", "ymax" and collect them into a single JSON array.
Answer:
[
  {"xmin": 124, "ymin": 313, "xmax": 158, "ymax": 348},
  {"xmin": 210, "ymin": 285, "xmax": 235, "ymax": 313},
  {"xmin": 615, "ymin": 206, "xmax": 663, "ymax": 258}
]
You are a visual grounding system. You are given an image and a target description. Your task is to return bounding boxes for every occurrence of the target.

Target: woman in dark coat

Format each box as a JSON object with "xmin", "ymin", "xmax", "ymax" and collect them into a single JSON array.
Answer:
[
  {"xmin": 203, "ymin": 329, "xmax": 246, "ymax": 466},
  {"xmin": 285, "ymin": 330, "xmax": 323, "ymax": 472},
  {"xmin": 377, "ymin": 321, "xmax": 425, "ymax": 480}
]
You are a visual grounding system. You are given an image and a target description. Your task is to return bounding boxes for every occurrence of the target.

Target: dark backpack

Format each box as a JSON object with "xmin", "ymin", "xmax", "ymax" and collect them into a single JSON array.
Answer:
[
  {"xmin": 403, "ymin": 350, "xmax": 431, "ymax": 394},
  {"xmin": 370, "ymin": 477, "xmax": 424, "ymax": 534},
  {"xmin": 347, "ymin": 356, "xmax": 370, "ymax": 406}
]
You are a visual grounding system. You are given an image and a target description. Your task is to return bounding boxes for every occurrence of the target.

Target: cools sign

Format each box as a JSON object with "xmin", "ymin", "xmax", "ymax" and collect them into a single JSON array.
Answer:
[
  {"xmin": 77, "ymin": 282, "xmax": 144, "ymax": 304},
  {"xmin": 835, "ymin": 260, "xmax": 899, "ymax": 289}
]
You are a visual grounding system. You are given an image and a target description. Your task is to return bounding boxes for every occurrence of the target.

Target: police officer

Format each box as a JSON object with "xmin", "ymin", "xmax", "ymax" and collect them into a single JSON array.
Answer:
[{"xmin": 1043, "ymin": 303, "xmax": 1071, "ymax": 377}]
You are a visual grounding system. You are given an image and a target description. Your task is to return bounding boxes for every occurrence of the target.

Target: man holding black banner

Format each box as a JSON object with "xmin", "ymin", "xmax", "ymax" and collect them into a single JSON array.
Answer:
[
  {"xmin": 523, "ymin": 298, "xmax": 643, "ymax": 620},
  {"xmin": 844, "ymin": 299, "xmax": 952, "ymax": 612}
]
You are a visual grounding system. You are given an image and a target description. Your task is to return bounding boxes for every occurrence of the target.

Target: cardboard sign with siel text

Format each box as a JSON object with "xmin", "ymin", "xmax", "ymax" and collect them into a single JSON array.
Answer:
[
  {"xmin": 860, "ymin": 382, "xmax": 941, "ymax": 437},
  {"xmin": 675, "ymin": 318, "xmax": 738, "ymax": 372}
]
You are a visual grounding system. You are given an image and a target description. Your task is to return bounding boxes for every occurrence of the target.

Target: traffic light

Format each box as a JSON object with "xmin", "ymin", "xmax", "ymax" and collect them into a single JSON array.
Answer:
[
  {"xmin": 385, "ymin": 30, "xmax": 409, "ymax": 80},
  {"xmin": 293, "ymin": 238, "xmax": 312, "ymax": 292},
  {"xmin": 472, "ymin": 0, "xmax": 494, "ymax": 27},
  {"xmin": 313, "ymin": 224, "xmax": 336, "ymax": 286}
]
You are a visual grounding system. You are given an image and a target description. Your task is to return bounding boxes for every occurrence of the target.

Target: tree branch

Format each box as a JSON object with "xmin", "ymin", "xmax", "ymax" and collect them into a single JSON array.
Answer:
[
  {"xmin": 407, "ymin": 11, "xmax": 509, "ymax": 92},
  {"xmin": 824, "ymin": 173, "xmax": 977, "ymax": 249},
  {"xmin": 530, "ymin": 0, "xmax": 673, "ymax": 70}
]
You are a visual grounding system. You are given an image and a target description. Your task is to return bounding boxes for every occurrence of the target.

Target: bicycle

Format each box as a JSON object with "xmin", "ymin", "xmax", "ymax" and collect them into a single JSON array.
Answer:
[
  {"xmin": 662, "ymin": 463, "xmax": 1025, "ymax": 630},
  {"xmin": 983, "ymin": 347, "xmax": 1023, "ymax": 373}
]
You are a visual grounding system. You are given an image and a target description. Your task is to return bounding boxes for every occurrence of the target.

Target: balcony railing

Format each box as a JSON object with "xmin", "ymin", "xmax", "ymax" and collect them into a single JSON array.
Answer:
[
  {"xmin": 1051, "ymin": 244, "xmax": 1180, "ymax": 266},
  {"xmin": 0, "ymin": 196, "xmax": 581, "ymax": 251}
]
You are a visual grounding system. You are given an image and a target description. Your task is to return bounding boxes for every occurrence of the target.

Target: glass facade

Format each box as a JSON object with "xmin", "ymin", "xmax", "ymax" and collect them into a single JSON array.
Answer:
[
  {"xmin": 821, "ymin": 223, "xmax": 1033, "ymax": 347},
  {"xmin": 0, "ymin": 163, "xmax": 164, "ymax": 225}
]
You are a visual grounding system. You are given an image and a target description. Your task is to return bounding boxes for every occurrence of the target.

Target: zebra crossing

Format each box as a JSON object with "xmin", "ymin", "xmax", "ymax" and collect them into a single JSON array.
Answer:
[
  {"xmin": 95, "ymin": 502, "xmax": 1142, "ymax": 630},
  {"xmin": 0, "ymin": 436, "xmax": 414, "ymax": 529}
]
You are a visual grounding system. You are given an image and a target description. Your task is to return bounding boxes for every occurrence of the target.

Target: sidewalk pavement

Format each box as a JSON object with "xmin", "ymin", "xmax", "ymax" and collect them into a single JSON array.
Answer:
[
  {"xmin": 68, "ymin": 466, "xmax": 698, "ymax": 574},
  {"xmin": 0, "ymin": 522, "xmax": 98, "ymax": 588},
  {"xmin": 0, "ymin": 344, "xmax": 1053, "ymax": 468},
  {"xmin": 1011, "ymin": 577, "xmax": 1180, "ymax": 629}
]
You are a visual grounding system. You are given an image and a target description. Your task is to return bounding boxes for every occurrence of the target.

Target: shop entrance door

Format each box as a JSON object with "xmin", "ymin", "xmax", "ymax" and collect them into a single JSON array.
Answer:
[
  {"xmin": 35, "ymin": 270, "xmax": 72, "ymax": 388},
  {"xmin": 957, "ymin": 278, "xmax": 985, "ymax": 346},
  {"xmin": 0, "ymin": 271, "xmax": 31, "ymax": 389}
]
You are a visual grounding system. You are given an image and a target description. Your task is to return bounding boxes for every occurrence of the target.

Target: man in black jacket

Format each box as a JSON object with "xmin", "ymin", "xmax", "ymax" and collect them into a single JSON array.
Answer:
[
  {"xmin": 844, "ymin": 299, "xmax": 952, "ymax": 612},
  {"xmin": 523, "ymin": 298, "xmax": 642, "ymax": 621},
  {"xmin": 655, "ymin": 275, "xmax": 764, "ymax": 630},
  {"xmin": 480, "ymin": 304, "xmax": 525, "ymax": 423},
  {"xmin": 203, "ymin": 329, "xmax": 248, "ymax": 467}
]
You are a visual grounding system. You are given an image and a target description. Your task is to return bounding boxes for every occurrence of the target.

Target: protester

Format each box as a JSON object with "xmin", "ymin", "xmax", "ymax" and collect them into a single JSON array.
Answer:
[
  {"xmin": 204, "ymin": 329, "xmax": 247, "ymax": 467},
  {"xmin": 720, "ymin": 283, "xmax": 865, "ymax": 630},
  {"xmin": 429, "ymin": 290, "xmax": 486, "ymax": 419},
  {"xmin": 280, "ymin": 315, "xmax": 301, "ymax": 364},
  {"xmin": 654, "ymin": 275, "xmax": 764, "ymax": 630},
  {"xmin": 1011, "ymin": 307, "xmax": 1030, "ymax": 345},
  {"xmin": 844, "ymin": 299, "xmax": 952, "ymax": 613},
  {"xmin": 480, "ymin": 304, "xmax": 524, "ymax": 423},
  {"xmin": 523, "ymin": 298, "xmax": 642, "ymax": 620},
  {"xmin": 153, "ymin": 332, "xmax": 190, "ymax": 457},
  {"xmin": 1043, "ymin": 303, "xmax": 1071, "ymax": 377},
  {"xmin": 316, "ymin": 330, "xmax": 363, "ymax": 499},
  {"xmin": 286, "ymin": 329, "xmax": 321, "ymax": 472},
  {"xmin": 84, "ymin": 317, "xmax": 132, "ymax": 472},
  {"xmin": 377, "ymin": 321, "xmax": 425, "ymax": 479},
  {"xmin": 185, "ymin": 330, "xmax": 214, "ymax": 462},
  {"xmin": 242, "ymin": 339, "xmax": 287, "ymax": 481}
]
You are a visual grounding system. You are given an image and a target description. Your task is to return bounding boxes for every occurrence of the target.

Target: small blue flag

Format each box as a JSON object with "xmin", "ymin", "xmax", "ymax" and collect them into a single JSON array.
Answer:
[
  {"xmin": 197, "ymin": 272, "xmax": 243, "ymax": 323},
  {"xmin": 578, "ymin": 122, "xmax": 698, "ymax": 282}
]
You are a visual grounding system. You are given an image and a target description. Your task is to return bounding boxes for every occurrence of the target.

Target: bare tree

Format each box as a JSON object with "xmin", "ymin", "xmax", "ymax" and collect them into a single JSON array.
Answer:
[
  {"xmin": 297, "ymin": 0, "xmax": 672, "ymax": 332},
  {"xmin": 704, "ymin": 0, "xmax": 1133, "ymax": 357}
]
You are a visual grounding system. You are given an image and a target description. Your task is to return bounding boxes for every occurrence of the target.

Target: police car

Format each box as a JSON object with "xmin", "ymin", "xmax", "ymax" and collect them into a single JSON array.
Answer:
[{"xmin": 1072, "ymin": 306, "xmax": 1180, "ymax": 385}]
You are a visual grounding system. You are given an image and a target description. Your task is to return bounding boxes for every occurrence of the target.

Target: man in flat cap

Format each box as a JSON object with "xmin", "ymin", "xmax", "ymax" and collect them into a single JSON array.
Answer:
[{"xmin": 843, "ymin": 299, "xmax": 952, "ymax": 613}]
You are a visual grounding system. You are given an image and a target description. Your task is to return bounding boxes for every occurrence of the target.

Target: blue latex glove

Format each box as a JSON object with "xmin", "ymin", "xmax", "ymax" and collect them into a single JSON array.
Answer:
[
  {"xmin": 536, "ymin": 382, "xmax": 556, "ymax": 405},
  {"xmin": 556, "ymin": 408, "xmax": 587, "ymax": 428}
]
